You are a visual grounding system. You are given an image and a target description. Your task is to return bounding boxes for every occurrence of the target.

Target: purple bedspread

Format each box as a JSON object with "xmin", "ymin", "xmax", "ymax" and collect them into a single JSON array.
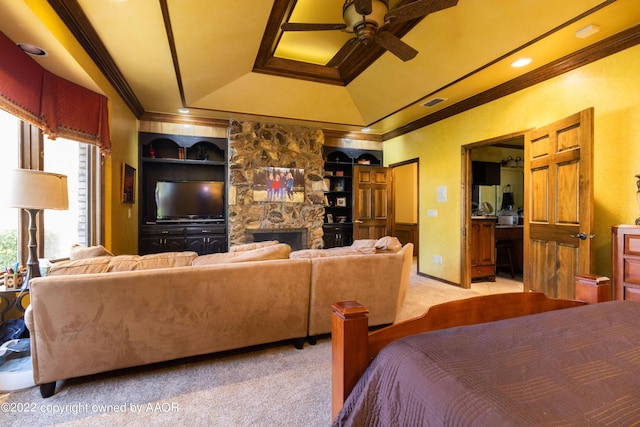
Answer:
[{"xmin": 333, "ymin": 301, "xmax": 640, "ymax": 426}]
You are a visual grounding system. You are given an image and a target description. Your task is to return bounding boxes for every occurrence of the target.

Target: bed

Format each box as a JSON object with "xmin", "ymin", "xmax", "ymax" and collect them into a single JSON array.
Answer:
[{"xmin": 331, "ymin": 292, "xmax": 640, "ymax": 425}]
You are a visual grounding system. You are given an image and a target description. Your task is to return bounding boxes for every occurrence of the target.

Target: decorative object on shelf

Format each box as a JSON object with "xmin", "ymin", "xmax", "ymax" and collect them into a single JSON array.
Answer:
[
  {"xmin": 503, "ymin": 156, "xmax": 516, "ymax": 167},
  {"xmin": 4, "ymin": 169, "xmax": 68, "ymax": 288},
  {"xmin": 323, "ymin": 178, "xmax": 330, "ymax": 192},
  {"xmin": 336, "ymin": 216, "xmax": 347, "ymax": 223},
  {"xmin": 335, "ymin": 170, "xmax": 344, "ymax": 177},
  {"xmin": 357, "ymin": 159, "xmax": 370, "ymax": 165},
  {"xmin": 515, "ymin": 156, "xmax": 524, "ymax": 167},
  {"xmin": 3, "ymin": 271, "xmax": 24, "ymax": 290},
  {"xmin": 332, "ymin": 179, "xmax": 345, "ymax": 192},
  {"xmin": 336, "ymin": 197, "xmax": 347, "ymax": 207},
  {"xmin": 196, "ymin": 145, "xmax": 209, "ymax": 160},
  {"xmin": 148, "ymin": 144, "xmax": 156, "ymax": 158},
  {"xmin": 636, "ymin": 174, "xmax": 640, "ymax": 225},
  {"xmin": 252, "ymin": 167, "xmax": 305, "ymax": 203},
  {"xmin": 121, "ymin": 163, "xmax": 136, "ymax": 204},
  {"xmin": 327, "ymin": 214, "xmax": 334, "ymax": 223}
]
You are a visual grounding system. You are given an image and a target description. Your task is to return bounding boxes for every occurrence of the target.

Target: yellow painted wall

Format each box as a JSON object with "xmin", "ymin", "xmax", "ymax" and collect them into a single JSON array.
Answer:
[
  {"xmin": 384, "ymin": 44, "xmax": 640, "ymax": 283},
  {"xmin": 26, "ymin": 1, "xmax": 139, "ymax": 255}
]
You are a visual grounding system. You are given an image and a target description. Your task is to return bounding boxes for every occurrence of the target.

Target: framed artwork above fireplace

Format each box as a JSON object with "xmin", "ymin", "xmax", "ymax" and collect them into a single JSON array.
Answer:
[{"xmin": 253, "ymin": 167, "xmax": 305, "ymax": 203}]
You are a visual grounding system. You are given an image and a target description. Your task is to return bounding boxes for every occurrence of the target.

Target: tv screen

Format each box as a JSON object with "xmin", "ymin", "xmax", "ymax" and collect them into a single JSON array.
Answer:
[{"xmin": 155, "ymin": 181, "xmax": 224, "ymax": 221}]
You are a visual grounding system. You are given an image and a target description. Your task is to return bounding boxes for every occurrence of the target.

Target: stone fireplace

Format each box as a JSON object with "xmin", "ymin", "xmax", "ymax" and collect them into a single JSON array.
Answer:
[{"xmin": 228, "ymin": 121, "xmax": 326, "ymax": 249}]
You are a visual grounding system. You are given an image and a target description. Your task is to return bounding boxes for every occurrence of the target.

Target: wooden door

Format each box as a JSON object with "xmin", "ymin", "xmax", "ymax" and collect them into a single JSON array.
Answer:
[
  {"xmin": 353, "ymin": 165, "xmax": 392, "ymax": 240},
  {"xmin": 525, "ymin": 108, "xmax": 594, "ymax": 298}
]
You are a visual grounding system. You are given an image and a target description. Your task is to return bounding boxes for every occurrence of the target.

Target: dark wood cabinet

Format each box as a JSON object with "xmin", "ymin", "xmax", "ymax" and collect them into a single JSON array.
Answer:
[
  {"xmin": 323, "ymin": 147, "xmax": 382, "ymax": 248},
  {"xmin": 140, "ymin": 224, "xmax": 226, "ymax": 255},
  {"xmin": 138, "ymin": 132, "xmax": 228, "ymax": 255},
  {"xmin": 471, "ymin": 218, "xmax": 496, "ymax": 281},
  {"xmin": 612, "ymin": 224, "xmax": 640, "ymax": 301}
]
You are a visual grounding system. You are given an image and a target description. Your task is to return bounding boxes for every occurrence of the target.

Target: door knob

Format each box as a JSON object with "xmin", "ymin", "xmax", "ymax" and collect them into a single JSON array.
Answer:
[
  {"xmin": 354, "ymin": 220, "xmax": 363, "ymax": 224},
  {"xmin": 570, "ymin": 232, "xmax": 595, "ymax": 240}
]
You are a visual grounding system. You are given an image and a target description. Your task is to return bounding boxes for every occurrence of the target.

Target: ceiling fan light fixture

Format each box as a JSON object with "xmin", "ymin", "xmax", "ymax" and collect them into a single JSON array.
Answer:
[{"xmin": 343, "ymin": 0, "xmax": 389, "ymax": 33}]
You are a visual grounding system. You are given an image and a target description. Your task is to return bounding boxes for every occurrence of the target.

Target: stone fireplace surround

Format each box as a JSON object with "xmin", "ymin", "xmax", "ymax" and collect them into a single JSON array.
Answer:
[
  {"xmin": 246, "ymin": 228, "xmax": 309, "ymax": 252},
  {"xmin": 228, "ymin": 120, "xmax": 326, "ymax": 249}
]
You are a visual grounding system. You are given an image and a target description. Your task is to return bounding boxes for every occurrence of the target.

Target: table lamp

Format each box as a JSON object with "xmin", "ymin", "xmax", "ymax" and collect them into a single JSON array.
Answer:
[{"xmin": 4, "ymin": 169, "xmax": 68, "ymax": 288}]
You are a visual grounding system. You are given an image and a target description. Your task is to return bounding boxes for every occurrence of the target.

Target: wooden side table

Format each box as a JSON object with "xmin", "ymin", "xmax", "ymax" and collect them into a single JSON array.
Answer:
[{"xmin": 575, "ymin": 274, "xmax": 611, "ymax": 304}]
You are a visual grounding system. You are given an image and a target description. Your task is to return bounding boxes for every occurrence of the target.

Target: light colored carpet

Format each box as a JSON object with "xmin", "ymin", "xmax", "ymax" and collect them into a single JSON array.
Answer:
[{"xmin": 2, "ymin": 261, "xmax": 495, "ymax": 426}]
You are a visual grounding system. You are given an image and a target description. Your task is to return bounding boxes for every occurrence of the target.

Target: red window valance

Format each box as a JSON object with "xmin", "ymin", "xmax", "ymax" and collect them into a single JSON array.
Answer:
[{"xmin": 0, "ymin": 31, "xmax": 111, "ymax": 154}]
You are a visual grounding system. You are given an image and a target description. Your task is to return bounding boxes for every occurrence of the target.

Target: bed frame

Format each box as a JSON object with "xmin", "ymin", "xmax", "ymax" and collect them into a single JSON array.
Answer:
[{"xmin": 330, "ymin": 292, "xmax": 586, "ymax": 418}]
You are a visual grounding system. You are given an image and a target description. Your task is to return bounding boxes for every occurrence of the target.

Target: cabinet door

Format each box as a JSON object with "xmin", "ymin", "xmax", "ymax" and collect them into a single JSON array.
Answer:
[
  {"xmin": 140, "ymin": 237, "xmax": 164, "ymax": 255},
  {"xmin": 205, "ymin": 236, "xmax": 226, "ymax": 254}
]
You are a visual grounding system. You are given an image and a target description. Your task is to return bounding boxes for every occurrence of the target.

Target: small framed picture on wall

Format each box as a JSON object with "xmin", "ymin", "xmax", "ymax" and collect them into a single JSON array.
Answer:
[
  {"xmin": 121, "ymin": 163, "xmax": 136, "ymax": 204},
  {"xmin": 336, "ymin": 197, "xmax": 347, "ymax": 207}
]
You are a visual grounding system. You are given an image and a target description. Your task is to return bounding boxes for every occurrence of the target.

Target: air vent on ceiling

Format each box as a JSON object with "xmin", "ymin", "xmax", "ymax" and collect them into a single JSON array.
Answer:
[{"xmin": 422, "ymin": 97, "xmax": 447, "ymax": 107}]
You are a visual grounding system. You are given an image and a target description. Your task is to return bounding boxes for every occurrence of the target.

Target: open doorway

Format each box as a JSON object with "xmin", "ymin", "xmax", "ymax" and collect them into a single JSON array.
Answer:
[
  {"xmin": 461, "ymin": 132, "xmax": 526, "ymax": 289},
  {"xmin": 391, "ymin": 159, "xmax": 419, "ymax": 266}
]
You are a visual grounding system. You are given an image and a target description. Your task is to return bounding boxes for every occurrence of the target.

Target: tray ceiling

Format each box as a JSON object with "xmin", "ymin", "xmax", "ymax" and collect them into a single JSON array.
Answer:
[{"xmin": 0, "ymin": 0, "xmax": 638, "ymax": 138}]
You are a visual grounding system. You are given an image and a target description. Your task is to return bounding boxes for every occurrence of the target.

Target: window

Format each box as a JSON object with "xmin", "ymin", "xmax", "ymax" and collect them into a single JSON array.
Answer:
[
  {"xmin": 0, "ymin": 108, "xmax": 102, "ymax": 266},
  {"xmin": 0, "ymin": 109, "xmax": 19, "ymax": 267},
  {"xmin": 44, "ymin": 137, "xmax": 102, "ymax": 259}
]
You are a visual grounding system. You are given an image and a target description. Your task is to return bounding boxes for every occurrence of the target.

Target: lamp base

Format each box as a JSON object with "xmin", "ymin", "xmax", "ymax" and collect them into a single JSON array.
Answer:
[{"xmin": 24, "ymin": 208, "xmax": 42, "ymax": 289}]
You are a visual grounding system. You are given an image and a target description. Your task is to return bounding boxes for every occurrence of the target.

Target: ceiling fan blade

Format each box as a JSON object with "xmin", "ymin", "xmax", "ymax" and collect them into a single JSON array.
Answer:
[
  {"xmin": 326, "ymin": 38, "xmax": 358, "ymax": 68},
  {"xmin": 373, "ymin": 31, "xmax": 418, "ymax": 61},
  {"xmin": 281, "ymin": 22, "xmax": 347, "ymax": 32},
  {"xmin": 354, "ymin": 0, "xmax": 373, "ymax": 15},
  {"xmin": 385, "ymin": 0, "xmax": 458, "ymax": 25}
]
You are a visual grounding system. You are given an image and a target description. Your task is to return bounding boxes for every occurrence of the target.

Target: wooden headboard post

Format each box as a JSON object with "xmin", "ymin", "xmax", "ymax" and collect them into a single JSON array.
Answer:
[{"xmin": 331, "ymin": 301, "xmax": 369, "ymax": 419}]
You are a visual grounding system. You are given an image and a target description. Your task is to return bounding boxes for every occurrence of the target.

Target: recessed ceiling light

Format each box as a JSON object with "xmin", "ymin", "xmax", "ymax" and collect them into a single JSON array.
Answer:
[
  {"xmin": 177, "ymin": 108, "xmax": 189, "ymax": 114},
  {"xmin": 17, "ymin": 43, "xmax": 48, "ymax": 56},
  {"xmin": 511, "ymin": 58, "xmax": 532, "ymax": 68},
  {"xmin": 361, "ymin": 127, "xmax": 371, "ymax": 132},
  {"xmin": 575, "ymin": 24, "xmax": 600, "ymax": 39}
]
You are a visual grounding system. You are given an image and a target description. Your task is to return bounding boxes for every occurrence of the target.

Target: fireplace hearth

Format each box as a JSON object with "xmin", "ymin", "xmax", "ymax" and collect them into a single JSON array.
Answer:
[{"xmin": 246, "ymin": 228, "xmax": 308, "ymax": 251}]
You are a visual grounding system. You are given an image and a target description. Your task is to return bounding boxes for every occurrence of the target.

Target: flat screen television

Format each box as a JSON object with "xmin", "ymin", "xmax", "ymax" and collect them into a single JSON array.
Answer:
[{"xmin": 155, "ymin": 180, "xmax": 224, "ymax": 222}]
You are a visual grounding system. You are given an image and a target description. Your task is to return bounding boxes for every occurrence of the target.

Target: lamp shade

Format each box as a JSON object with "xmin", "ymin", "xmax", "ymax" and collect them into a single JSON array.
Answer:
[{"xmin": 4, "ymin": 169, "xmax": 68, "ymax": 210}]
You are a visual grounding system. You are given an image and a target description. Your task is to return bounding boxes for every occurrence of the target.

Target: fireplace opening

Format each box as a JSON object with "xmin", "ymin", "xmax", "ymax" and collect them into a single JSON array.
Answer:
[{"xmin": 246, "ymin": 228, "xmax": 308, "ymax": 251}]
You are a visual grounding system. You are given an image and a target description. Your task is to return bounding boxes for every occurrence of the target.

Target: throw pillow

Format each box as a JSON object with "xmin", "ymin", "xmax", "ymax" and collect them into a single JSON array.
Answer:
[
  {"xmin": 69, "ymin": 244, "xmax": 114, "ymax": 260},
  {"xmin": 374, "ymin": 236, "xmax": 403, "ymax": 252}
]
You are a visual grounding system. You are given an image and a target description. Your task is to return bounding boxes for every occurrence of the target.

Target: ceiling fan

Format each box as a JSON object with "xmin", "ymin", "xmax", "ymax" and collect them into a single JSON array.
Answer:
[{"xmin": 281, "ymin": 0, "xmax": 459, "ymax": 66}]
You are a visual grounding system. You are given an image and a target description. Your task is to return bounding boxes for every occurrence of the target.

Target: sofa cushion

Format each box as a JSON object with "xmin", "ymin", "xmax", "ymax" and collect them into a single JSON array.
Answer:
[
  {"xmin": 48, "ymin": 256, "xmax": 112, "ymax": 276},
  {"xmin": 193, "ymin": 243, "xmax": 291, "ymax": 265},
  {"xmin": 107, "ymin": 252, "xmax": 199, "ymax": 272},
  {"xmin": 69, "ymin": 244, "xmax": 114, "ymax": 260},
  {"xmin": 290, "ymin": 247, "xmax": 365, "ymax": 258},
  {"xmin": 229, "ymin": 240, "xmax": 279, "ymax": 253}
]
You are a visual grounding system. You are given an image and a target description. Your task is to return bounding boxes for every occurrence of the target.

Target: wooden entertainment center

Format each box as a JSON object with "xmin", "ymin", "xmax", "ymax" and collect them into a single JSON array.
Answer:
[{"xmin": 138, "ymin": 132, "xmax": 228, "ymax": 255}]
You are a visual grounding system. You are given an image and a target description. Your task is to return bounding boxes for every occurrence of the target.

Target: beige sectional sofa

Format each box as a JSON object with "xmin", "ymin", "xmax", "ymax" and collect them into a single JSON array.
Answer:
[{"xmin": 25, "ymin": 239, "xmax": 413, "ymax": 398}]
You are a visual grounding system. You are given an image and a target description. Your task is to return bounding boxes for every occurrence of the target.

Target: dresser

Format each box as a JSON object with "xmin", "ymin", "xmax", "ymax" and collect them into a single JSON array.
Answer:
[{"xmin": 612, "ymin": 225, "xmax": 640, "ymax": 301}]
